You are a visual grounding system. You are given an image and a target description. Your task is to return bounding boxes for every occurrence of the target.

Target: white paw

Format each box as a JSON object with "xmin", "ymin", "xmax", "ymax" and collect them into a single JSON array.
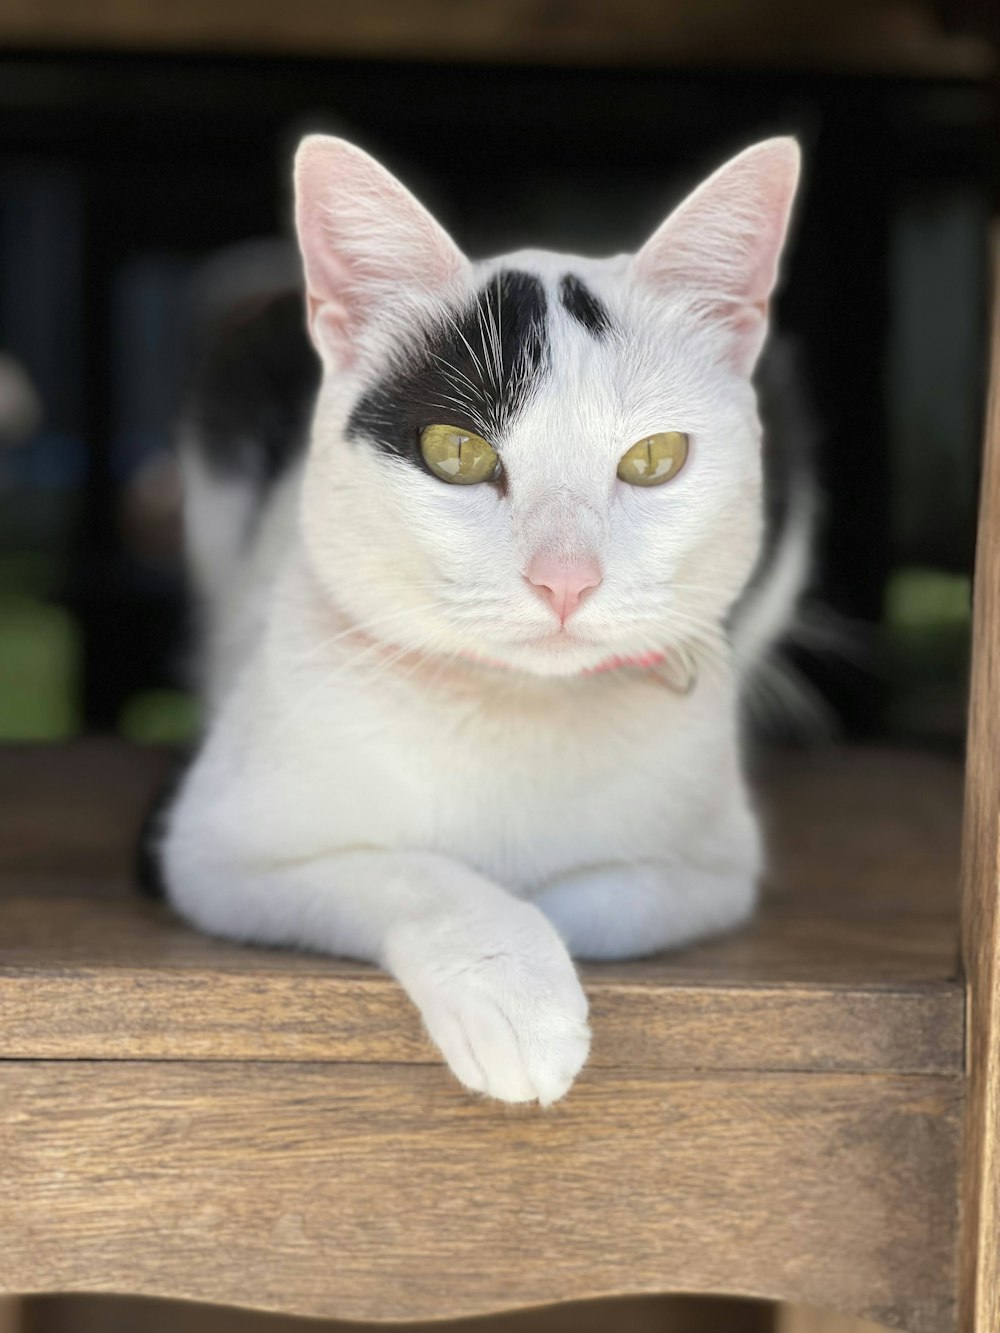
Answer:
[{"xmin": 387, "ymin": 901, "xmax": 590, "ymax": 1105}]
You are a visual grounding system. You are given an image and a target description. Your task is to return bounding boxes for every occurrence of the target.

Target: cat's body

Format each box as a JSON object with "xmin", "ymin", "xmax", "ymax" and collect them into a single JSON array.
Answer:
[{"xmin": 160, "ymin": 136, "xmax": 809, "ymax": 1104}]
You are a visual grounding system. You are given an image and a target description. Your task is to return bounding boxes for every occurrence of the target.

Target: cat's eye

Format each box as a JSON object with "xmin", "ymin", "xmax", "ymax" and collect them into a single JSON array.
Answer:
[
  {"xmin": 420, "ymin": 424, "xmax": 501, "ymax": 485},
  {"xmin": 617, "ymin": 431, "xmax": 689, "ymax": 487}
]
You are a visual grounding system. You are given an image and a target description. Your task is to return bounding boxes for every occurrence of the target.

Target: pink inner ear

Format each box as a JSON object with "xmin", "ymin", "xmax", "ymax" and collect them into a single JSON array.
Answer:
[
  {"xmin": 294, "ymin": 135, "xmax": 468, "ymax": 366},
  {"xmin": 632, "ymin": 137, "xmax": 800, "ymax": 371}
]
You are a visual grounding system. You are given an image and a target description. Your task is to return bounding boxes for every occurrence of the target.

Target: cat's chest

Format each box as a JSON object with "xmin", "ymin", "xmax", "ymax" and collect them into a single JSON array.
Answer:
[{"xmin": 290, "ymin": 666, "xmax": 738, "ymax": 889}]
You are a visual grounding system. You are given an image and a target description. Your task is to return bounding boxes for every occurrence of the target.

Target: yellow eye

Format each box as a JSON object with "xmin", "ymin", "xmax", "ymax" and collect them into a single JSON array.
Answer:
[
  {"xmin": 420, "ymin": 424, "xmax": 501, "ymax": 485},
  {"xmin": 617, "ymin": 431, "xmax": 689, "ymax": 487}
]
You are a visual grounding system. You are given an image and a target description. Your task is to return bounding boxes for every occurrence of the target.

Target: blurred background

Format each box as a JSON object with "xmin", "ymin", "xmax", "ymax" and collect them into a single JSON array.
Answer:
[
  {"xmin": 0, "ymin": 0, "xmax": 996, "ymax": 752},
  {"xmin": 0, "ymin": 9, "xmax": 997, "ymax": 1333}
]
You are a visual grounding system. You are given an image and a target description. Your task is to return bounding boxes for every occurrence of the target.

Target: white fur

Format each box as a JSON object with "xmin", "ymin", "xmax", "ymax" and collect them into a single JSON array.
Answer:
[{"xmin": 163, "ymin": 135, "xmax": 803, "ymax": 1104}]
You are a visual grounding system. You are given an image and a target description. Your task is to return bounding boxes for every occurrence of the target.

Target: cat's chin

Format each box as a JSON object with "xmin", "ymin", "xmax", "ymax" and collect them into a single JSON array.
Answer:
[{"xmin": 463, "ymin": 636, "xmax": 668, "ymax": 680}]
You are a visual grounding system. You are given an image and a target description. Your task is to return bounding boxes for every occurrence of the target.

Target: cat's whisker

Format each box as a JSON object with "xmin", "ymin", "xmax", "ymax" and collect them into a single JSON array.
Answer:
[
  {"xmin": 746, "ymin": 655, "xmax": 835, "ymax": 738},
  {"xmin": 422, "ymin": 397, "xmax": 474, "ymax": 418},
  {"xmin": 393, "ymin": 637, "xmax": 467, "ymax": 690},
  {"xmin": 281, "ymin": 636, "xmax": 393, "ymax": 724},
  {"xmin": 487, "ymin": 296, "xmax": 505, "ymax": 392},
  {"xmin": 439, "ymin": 308, "xmax": 489, "ymax": 390},
  {"xmin": 284, "ymin": 601, "xmax": 444, "ymax": 667},
  {"xmin": 489, "ymin": 273, "xmax": 505, "ymax": 388},
  {"xmin": 474, "ymin": 299, "xmax": 501, "ymax": 395},
  {"xmin": 294, "ymin": 622, "xmax": 456, "ymax": 707},
  {"xmin": 358, "ymin": 641, "xmax": 431, "ymax": 692},
  {"xmin": 426, "ymin": 349, "xmax": 482, "ymax": 399}
]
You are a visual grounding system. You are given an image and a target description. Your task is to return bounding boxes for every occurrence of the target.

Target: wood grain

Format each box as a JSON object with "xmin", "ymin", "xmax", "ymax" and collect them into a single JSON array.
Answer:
[
  {"xmin": 0, "ymin": 951, "xmax": 962, "ymax": 1075},
  {"xmin": 957, "ymin": 243, "xmax": 1000, "ymax": 1332},
  {"xmin": 0, "ymin": 742, "xmax": 966, "ymax": 1328},
  {"xmin": 0, "ymin": 0, "xmax": 991, "ymax": 74},
  {"xmin": 0, "ymin": 1062, "xmax": 961, "ymax": 1332},
  {"xmin": 0, "ymin": 746, "xmax": 963, "ymax": 1074}
]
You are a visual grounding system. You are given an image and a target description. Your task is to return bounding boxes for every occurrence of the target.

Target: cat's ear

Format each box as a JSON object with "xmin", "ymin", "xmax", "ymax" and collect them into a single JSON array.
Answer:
[
  {"xmin": 631, "ymin": 137, "xmax": 800, "ymax": 374},
  {"xmin": 294, "ymin": 135, "xmax": 469, "ymax": 367}
]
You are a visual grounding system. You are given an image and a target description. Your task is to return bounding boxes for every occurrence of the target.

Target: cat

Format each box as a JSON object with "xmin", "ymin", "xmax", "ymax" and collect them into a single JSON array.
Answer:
[{"xmin": 158, "ymin": 133, "xmax": 809, "ymax": 1105}]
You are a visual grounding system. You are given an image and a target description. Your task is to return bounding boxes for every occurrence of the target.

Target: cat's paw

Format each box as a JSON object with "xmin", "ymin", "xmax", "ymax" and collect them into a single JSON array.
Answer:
[{"xmin": 388, "ymin": 903, "xmax": 590, "ymax": 1105}]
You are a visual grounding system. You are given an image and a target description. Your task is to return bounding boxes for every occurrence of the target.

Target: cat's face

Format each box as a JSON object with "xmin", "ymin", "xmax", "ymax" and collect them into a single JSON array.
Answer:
[{"xmin": 294, "ymin": 136, "xmax": 799, "ymax": 678}]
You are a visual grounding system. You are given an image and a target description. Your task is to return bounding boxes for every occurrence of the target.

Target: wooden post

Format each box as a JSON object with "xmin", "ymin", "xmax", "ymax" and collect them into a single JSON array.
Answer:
[{"xmin": 958, "ymin": 240, "xmax": 1000, "ymax": 1333}]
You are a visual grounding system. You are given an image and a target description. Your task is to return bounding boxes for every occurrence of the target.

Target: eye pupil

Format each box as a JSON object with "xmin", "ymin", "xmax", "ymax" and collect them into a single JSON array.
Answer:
[
  {"xmin": 420, "ymin": 424, "xmax": 501, "ymax": 486},
  {"xmin": 617, "ymin": 431, "xmax": 689, "ymax": 487}
]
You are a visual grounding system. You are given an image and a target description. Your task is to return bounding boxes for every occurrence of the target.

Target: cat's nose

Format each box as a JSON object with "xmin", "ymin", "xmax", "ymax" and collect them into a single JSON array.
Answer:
[{"xmin": 525, "ymin": 554, "xmax": 603, "ymax": 624}]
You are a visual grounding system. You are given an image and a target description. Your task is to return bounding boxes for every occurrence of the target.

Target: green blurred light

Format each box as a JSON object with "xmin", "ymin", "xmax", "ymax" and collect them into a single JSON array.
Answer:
[
  {"xmin": 119, "ymin": 689, "xmax": 199, "ymax": 745},
  {"xmin": 0, "ymin": 595, "xmax": 80, "ymax": 739}
]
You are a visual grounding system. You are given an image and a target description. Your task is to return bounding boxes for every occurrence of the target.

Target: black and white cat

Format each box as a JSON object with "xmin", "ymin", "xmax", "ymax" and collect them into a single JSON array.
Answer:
[{"xmin": 160, "ymin": 134, "xmax": 809, "ymax": 1105}]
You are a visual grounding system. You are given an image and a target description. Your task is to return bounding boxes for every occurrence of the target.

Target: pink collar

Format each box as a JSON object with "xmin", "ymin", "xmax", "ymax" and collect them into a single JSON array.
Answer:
[
  {"xmin": 585, "ymin": 649, "xmax": 668, "ymax": 675},
  {"xmin": 458, "ymin": 643, "xmax": 696, "ymax": 693},
  {"xmin": 436, "ymin": 641, "xmax": 694, "ymax": 692}
]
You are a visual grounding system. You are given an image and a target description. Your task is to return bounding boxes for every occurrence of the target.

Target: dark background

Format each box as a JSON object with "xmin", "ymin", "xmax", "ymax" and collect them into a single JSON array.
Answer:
[{"xmin": 0, "ymin": 35, "xmax": 995, "ymax": 746}]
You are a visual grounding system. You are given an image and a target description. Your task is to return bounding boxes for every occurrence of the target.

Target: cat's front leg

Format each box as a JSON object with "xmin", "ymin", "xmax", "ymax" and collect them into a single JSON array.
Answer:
[
  {"xmin": 163, "ymin": 836, "xmax": 590, "ymax": 1104},
  {"xmin": 382, "ymin": 867, "xmax": 591, "ymax": 1105},
  {"xmin": 533, "ymin": 859, "xmax": 758, "ymax": 962}
]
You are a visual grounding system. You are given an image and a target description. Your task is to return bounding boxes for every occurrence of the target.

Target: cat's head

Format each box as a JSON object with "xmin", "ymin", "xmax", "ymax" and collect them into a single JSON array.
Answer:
[{"xmin": 293, "ymin": 134, "xmax": 800, "ymax": 678}]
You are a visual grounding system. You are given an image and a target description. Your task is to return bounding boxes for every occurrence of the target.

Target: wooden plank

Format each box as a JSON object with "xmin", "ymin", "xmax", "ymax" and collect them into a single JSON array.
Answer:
[
  {"xmin": 0, "ymin": 0, "xmax": 991, "ymax": 74},
  {"xmin": 0, "ymin": 952, "xmax": 961, "ymax": 1075},
  {"xmin": 776, "ymin": 1309, "xmax": 891, "ymax": 1333},
  {"xmin": 957, "ymin": 243, "xmax": 1000, "ymax": 1332},
  {"xmin": 0, "ymin": 1062, "xmax": 962, "ymax": 1332},
  {"xmin": 0, "ymin": 747, "xmax": 964, "ymax": 1073},
  {"xmin": 19, "ymin": 1293, "xmax": 775, "ymax": 1333}
]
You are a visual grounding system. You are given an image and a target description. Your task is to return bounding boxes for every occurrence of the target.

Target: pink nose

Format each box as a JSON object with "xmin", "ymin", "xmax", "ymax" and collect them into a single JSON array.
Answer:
[{"xmin": 525, "ymin": 554, "xmax": 603, "ymax": 624}]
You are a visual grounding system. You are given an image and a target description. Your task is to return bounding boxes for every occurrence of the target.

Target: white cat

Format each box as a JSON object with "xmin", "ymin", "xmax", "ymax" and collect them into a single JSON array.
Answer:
[{"xmin": 160, "ymin": 134, "xmax": 808, "ymax": 1105}]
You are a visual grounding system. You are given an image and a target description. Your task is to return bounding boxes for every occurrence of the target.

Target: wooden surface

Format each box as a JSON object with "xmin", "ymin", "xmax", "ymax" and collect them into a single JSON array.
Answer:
[
  {"xmin": 0, "ymin": 1061, "xmax": 961, "ymax": 1331},
  {"xmin": 957, "ymin": 245, "xmax": 1000, "ymax": 1333},
  {"xmin": 18, "ymin": 1293, "xmax": 776, "ymax": 1333},
  {"xmin": 0, "ymin": 0, "xmax": 992, "ymax": 75},
  {"xmin": 0, "ymin": 739, "xmax": 965, "ymax": 1328},
  {"xmin": 776, "ymin": 1311, "xmax": 892, "ymax": 1333},
  {"xmin": 0, "ymin": 743, "xmax": 964, "ymax": 1075},
  {"xmin": 8, "ymin": 1296, "xmax": 889, "ymax": 1333}
]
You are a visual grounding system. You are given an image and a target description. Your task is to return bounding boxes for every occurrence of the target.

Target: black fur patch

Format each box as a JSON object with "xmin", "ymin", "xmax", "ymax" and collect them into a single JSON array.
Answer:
[
  {"xmin": 728, "ymin": 337, "xmax": 816, "ymax": 637},
  {"xmin": 559, "ymin": 274, "xmax": 612, "ymax": 338},
  {"xmin": 347, "ymin": 270, "xmax": 548, "ymax": 468},
  {"xmin": 753, "ymin": 339, "xmax": 816, "ymax": 570},
  {"xmin": 134, "ymin": 752, "xmax": 192, "ymax": 900},
  {"xmin": 187, "ymin": 290, "xmax": 321, "ymax": 485}
]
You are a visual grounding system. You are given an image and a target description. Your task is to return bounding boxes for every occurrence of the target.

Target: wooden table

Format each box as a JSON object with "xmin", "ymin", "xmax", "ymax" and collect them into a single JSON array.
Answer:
[{"xmin": 0, "ymin": 741, "xmax": 965, "ymax": 1331}]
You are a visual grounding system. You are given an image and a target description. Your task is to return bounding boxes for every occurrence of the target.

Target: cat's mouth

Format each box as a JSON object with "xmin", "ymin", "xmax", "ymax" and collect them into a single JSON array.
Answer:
[
  {"xmin": 472, "ymin": 639, "xmax": 697, "ymax": 692},
  {"xmin": 513, "ymin": 628, "xmax": 664, "ymax": 665},
  {"xmin": 464, "ymin": 629, "xmax": 696, "ymax": 687}
]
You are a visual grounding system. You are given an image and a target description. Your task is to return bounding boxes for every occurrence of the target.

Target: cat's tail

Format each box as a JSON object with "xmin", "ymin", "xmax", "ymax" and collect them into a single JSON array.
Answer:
[
  {"xmin": 177, "ymin": 246, "xmax": 320, "ymax": 699},
  {"xmin": 180, "ymin": 248, "xmax": 317, "ymax": 597},
  {"xmin": 730, "ymin": 339, "xmax": 820, "ymax": 684}
]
